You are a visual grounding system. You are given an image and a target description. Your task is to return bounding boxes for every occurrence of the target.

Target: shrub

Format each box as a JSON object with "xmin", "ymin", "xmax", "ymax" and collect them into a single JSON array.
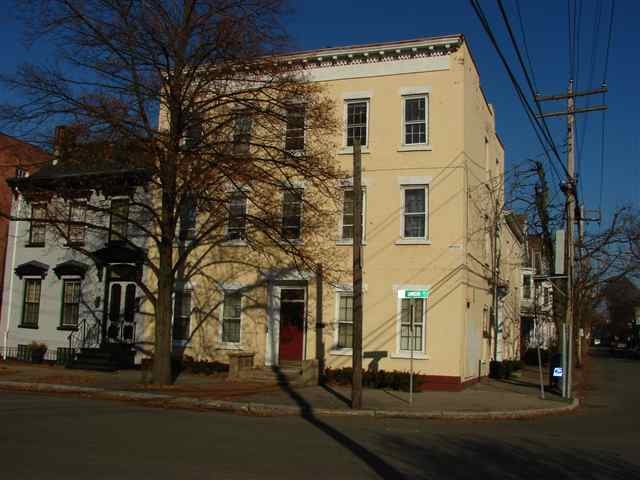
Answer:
[
  {"xmin": 323, "ymin": 367, "xmax": 419, "ymax": 392},
  {"xmin": 523, "ymin": 348, "xmax": 549, "ymax": 366}
]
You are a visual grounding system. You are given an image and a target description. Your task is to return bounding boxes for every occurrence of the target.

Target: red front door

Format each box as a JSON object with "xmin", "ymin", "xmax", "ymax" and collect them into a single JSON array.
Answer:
[{"xmin": 278, "ymin": 288, "xmax": 305, "ymax": 361}]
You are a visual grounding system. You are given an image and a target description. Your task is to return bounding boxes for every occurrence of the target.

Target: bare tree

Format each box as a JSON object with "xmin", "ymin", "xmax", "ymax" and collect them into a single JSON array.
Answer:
[{"xmin": 1, "ymin": 0, "xmax": 344, "ymax": 384}]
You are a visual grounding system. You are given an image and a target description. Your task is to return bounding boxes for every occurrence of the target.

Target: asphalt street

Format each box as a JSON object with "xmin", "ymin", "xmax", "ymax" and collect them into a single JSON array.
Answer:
[{"xmin": 1, "ymin": 352, "xmax": 639, "ymax": 479}]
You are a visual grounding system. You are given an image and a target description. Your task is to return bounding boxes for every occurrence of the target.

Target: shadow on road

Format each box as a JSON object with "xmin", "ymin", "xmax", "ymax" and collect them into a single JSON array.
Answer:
[
  {"xmin": 379, "ymin": 434, "xmax": 640, "ymax": 479},
  {"xmin": 272, "ymin": 366, "xmax": 404, "ymax": 479}
]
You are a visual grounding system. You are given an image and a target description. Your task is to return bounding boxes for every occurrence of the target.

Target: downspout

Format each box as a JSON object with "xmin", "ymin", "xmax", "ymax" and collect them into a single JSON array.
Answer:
[{"xmin": 2, "ymin": 194, "xmax": 22, "ymax": 359}]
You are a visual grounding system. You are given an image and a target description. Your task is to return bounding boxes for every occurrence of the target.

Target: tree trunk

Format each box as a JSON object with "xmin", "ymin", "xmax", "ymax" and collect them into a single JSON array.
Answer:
[{"xmin": 153, "ymin": 243, "xmax": 174, "ymax": 385}]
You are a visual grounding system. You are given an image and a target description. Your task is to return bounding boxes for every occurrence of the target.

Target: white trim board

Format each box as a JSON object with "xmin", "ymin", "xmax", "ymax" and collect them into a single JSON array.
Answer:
[{"xmin": 302, "ymin": 56, "xmax": 450, "ymax": 82}]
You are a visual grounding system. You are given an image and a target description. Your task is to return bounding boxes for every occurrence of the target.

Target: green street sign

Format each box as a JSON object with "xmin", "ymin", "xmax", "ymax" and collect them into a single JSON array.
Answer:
[{"xmin": 398, "ymin": 289, "xmax": 430, "ymax": 299}]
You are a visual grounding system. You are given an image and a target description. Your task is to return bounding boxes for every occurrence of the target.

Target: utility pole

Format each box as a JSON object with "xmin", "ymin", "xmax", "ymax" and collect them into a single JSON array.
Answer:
[
  {"xmin": 537, "ymin": 81, "xmax": 607, "ymax": 399},
  {"xmin": 492, "ymin": 196, "xmax": 501, "ymax": 362},
  {"xmin": 351, "ymin": 139, "xmax": 363, "ymax": 409},
  {"xmin": 565, "ymin": 78, "xmax": 576, "ymax": 400}
]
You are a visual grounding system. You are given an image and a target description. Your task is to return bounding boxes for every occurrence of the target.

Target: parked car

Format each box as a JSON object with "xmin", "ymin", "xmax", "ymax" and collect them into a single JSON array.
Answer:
[
  {"xmin": 610, "ymin": 341, "xmax": 629, "ymax": 358},
  {"xmin": 630, "ymin": 346, "xmax": 640, "ymax": 360}
]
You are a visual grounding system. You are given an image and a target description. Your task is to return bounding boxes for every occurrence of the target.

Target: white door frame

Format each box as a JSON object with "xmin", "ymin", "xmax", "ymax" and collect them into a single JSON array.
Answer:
[{"xmin": 265, "ymin": 283, "xmax": 307, "ymax": 366}]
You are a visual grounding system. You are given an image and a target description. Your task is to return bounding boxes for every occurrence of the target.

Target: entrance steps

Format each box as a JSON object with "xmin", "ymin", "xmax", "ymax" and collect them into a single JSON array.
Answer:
[
  {"xmin": 67, "ymin": 348, "xmax": 118, "ymax": 372},
  {"xmin": 67, "ymin": 345, "xmax": 135, "ymax": 372},
  {"xmin": 230, "ymin": 360, "xmax": 318, "ymax": 387}
]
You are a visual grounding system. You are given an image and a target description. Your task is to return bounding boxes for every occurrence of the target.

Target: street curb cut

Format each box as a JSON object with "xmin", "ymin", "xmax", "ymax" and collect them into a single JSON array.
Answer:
[{"xmin": 0, "ymin": 380, "xmax": 579, "ymax": 420}]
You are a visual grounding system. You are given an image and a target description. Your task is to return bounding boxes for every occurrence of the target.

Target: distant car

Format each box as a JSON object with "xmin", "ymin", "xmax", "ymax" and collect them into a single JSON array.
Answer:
[
  {"xmin": 610, "ymin": 341, "xmax": 629, "ymax": 357},
  {"xmin": 631, "ymin": 346, "xmax": 640, "ymax": 360}
]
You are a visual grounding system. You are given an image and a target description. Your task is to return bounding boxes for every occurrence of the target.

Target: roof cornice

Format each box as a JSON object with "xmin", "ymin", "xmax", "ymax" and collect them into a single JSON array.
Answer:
[{"xmin": 278, "ymin": 34, "xmax": 463, "ymax": 71}]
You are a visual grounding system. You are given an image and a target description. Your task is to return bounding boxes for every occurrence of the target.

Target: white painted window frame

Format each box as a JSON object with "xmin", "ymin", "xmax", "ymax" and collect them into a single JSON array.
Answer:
[
  {"xmin": 281, "ymin": 187, "xmax": 304, "ymax": 242},
  {"xmin": 399, "ymin": 184, "xmax": 429, "ymax": 242},
  {"xmin": 60, "ymin": 276, "xmax": 82, "ymax": 328},
  {"xmin": 401, "ymin": 94, "xmax": 429, "ymax": 146},
  {"xmin": 391, "ymin": 286, "xmax": 429, "ymax": 359},
  {"xmin": 337, "ymin": 187, "xmax": 366, "ymax": 245},
  {"xmin": 331, "ymin": 286, "xmax": 354, "ymax": 355},
  {"xmin": 223, "ymin": 190, "xmax": 249, "ymax": 245},
  {"xmin": 341, "ymin": 94, "xmax": 371, "ymax": 154},
  {"xmin": 219, "ymin": 291, "xmax": 243, "ymax": 348}
]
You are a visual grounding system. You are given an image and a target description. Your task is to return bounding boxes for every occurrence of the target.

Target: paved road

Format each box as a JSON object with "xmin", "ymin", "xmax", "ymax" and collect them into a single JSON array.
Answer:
[{"xmin": 1, "ymin": 353, "xmax": 639, "ymax": 479}]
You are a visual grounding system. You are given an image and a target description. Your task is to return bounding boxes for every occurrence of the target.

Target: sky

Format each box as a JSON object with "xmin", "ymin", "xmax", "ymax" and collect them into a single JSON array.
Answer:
[{"xmin": 0, "ymin": 0, "xmax": 637, "ymax": 224}]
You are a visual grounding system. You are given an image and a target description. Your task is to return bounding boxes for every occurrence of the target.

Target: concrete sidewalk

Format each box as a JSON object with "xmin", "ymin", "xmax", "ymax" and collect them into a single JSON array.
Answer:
[{"xmin": 0, "ymin": 361, "xmax": 578, "ymax": 420}]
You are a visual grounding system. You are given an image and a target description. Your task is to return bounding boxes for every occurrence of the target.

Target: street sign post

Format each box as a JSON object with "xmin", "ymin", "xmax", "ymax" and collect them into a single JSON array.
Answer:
[{"xmin": 397, "ymin": 289, "xmax": 430, "ymax": 405}]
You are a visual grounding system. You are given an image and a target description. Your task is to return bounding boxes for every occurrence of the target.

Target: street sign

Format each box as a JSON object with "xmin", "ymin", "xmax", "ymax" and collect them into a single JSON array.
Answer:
[
  {"xmin": 398, "ymin": 289, "xmax": 430, "ymax": 299},
  {"xmin": 553, "ymin": 367, "xmax": 563, "ymax": 378}
]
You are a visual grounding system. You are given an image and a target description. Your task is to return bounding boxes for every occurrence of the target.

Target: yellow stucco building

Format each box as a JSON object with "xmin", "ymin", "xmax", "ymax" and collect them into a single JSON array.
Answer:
[{"xmin": 154, "ymin": 34, "xmax": 514, "ymax": 389}]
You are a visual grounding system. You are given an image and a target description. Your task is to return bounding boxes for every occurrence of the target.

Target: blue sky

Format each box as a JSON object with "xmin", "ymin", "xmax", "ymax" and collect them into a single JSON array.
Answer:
[{"xmin": 1, "ymin": 1, "xmax": 637, "ymax": 222}]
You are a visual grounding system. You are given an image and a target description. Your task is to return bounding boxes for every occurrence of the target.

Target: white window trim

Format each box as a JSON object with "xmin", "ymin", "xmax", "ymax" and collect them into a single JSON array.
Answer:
[
  {"xmin": 219, "ymin": 291, "xmax": 243, "ymax": 347},
  {"xmin": 393, "ymin": 291, "xmax": 428, "ymax": 357},
  {"xmin": 21, "ymin": 276, "xmax": 43, "ymax": 327},
  {"xmin": 330, "ymin": 286, "xmax": 354, "ymax": 355},
  {"xmin": 171, "ymin": 286, "xmax": 193, "ymax": 346},
  {"xmin": 337, "ymin": 187, "xmax": 366, "ymax": 245},
  {"xmin": 400, "ymin": 93, "xmax": 430, "ymax": 148},
  {"xmin": 281, "ymin": 187, "xmax": 304, "ymax": 241},
  {"xmin": 223, "ymin": 191, "xmax": 249, "ymax": 246},
  {"xmin": 340, "ymin": 97, "xmax": 370, "ymax": 154},
  {"xmin": 60, "ymin": 276, "xmax": 82, "ymax": 327},
  {"xmin": 399, "ymin": 184, "xmax": 429, "ymax": 241},
  {"xmin": 284, "ymin": 102, "xmax": 307, "ymax": 153},
  {"xmin": 522, "ymin": 271, "xmax": 533, "ymax": 300}
]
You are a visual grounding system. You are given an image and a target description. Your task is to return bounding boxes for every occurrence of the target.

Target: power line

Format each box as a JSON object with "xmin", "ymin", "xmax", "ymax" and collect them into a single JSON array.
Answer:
[
  {"xmin": 494, "ymin": 0, "xmax": 570, "ymax": 191},
  {"xmin": 514, "ymin": 0, "xmax": 538, "ymax": 92},
  {"xmin": 598, "ymin": 0, "xmax": 616, "ymax": 215},
  {"xmin": 470, "ymin": 0, "xmax": 568, "ymax": 182},
  {"xmin": 577, "ymin": 0, "xmax": 604, "ymax": 161}
]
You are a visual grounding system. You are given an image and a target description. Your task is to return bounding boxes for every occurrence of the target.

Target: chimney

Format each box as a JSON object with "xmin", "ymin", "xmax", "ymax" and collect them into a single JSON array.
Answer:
[{"xmin": 53, "ymin": 125, "xmax": 79, "ymax": 165}]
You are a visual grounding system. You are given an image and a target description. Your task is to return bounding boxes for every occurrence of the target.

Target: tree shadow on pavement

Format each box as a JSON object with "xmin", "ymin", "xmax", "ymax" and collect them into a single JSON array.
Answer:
[
  {"xmin": 379, "ymin": 434, "xmax": 640, "ymax": 479},
  {"xmin": 273, "ymin": 366, "xmax": 405, "ymax": 479},
  {"xmin": 318, "ymin": 382, "xmax": 351, "ymax": 407}
]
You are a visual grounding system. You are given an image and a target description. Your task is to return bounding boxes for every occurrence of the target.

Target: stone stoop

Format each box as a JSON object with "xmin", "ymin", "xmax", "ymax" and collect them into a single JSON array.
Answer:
[{"xmin": 230, "ymin": 359, "xmax": 319, "ymax": 387}]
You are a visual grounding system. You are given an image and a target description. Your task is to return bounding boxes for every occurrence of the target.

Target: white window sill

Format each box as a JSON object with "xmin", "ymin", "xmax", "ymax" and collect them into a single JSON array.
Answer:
[
  {"xmin": 397, "ymin": 144, "xmax": 432, "ymax": 152},
  {"xmin": 395, "ymin": 239, "xmax": 432, "ymax": 245},
  {"xmin": 286, "ymin": 149, "xmax": 305, "ymax": 157},
  {"xmin": 222, "ymin": 239, "xmax": 248, "ymax": 247},
  {"xmin": 338, "ymin": 146, "xmax": 370, "ymax": 155},
  {"xmin": 329, "ymin": 349, "xmax": 353, "ymax": 356},
  {"xmin": 390, "ymin": 352, "xmax": 430, "ymax": 360},
  {"xmin": 216, "ymin": 343, "xmax": 244, "ymax": 350},
  {"xmin": 335, "ymin": 239, "xmax": 367, "ymax": 246},
  {"xmin": 284, "ymin": 238, "xmax": 304, "ymax": 245}
]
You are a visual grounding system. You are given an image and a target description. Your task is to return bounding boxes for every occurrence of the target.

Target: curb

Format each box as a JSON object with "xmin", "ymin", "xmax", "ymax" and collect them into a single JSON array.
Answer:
[{"xmin": 0, "ymin": 380, "xmax": 579, "ymax": 420}]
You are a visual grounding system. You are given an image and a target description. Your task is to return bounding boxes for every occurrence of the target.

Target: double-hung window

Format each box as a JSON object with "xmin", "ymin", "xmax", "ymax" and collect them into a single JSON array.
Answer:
[
  {"xmin": 282, "ymin": 189, "xmax": 303, "ymax": 240},
  {"xmin": 523, "ymin": 274, "xmax": 532, "ymax": 299},
  {"xmin": 29, "ymin": 203, "xmax": 46, "ymax": 245},
  {"xmin": 68, "ymin": 201, "xmax": 86, "ymax": 245},
  {"xmin": 399, "ymin": 298, "xmax": 425, "ymax": 353},
  {"xmin": 226, "ymin": 191, "xmax": 247, "ymax": 241},
  {"xmin": 285, "ymin": 104, "xmax": 305, "ymax": 151},
  {"xmin": 21, "ymin": 279, "xmax": 42, "ymax": 327},
  {"xmin": 403, "ymin": 95, "xmax": 427, "ymax": 145},
  {"xmin": 401, "ymin": 186, "xmax": 428, "ymax": 240},
  {"xmin": 173, "ymin": 288, "xmax": 192, "ymax": 342},
  {"xmin": 179, "ymin": 193, "xmax": 197, "ymax": 241},
  {"xmin": 345, "ymin": 100, "xmax": 368, "ymax": 147},
  {"xmin": 109, "ymin": 198, "xmax": 129, "ymax": 242},
  {"xmin": 336, "ymin": 292, "xmax": 354, "ymax": 350},
  {"xmin": 233, "ymin": 112, "xmax": 252, "ymax": 155},
  {"xmin": 61, "ymin": 279, "xmax": 81, "ymax": 328},
  {"xmin": 221, "ymin": 293, "xmax": 242, "ymax": 343},
  {"xmin": 340, "ymin": 189, "xmax": 365, "ymax": 241}
]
